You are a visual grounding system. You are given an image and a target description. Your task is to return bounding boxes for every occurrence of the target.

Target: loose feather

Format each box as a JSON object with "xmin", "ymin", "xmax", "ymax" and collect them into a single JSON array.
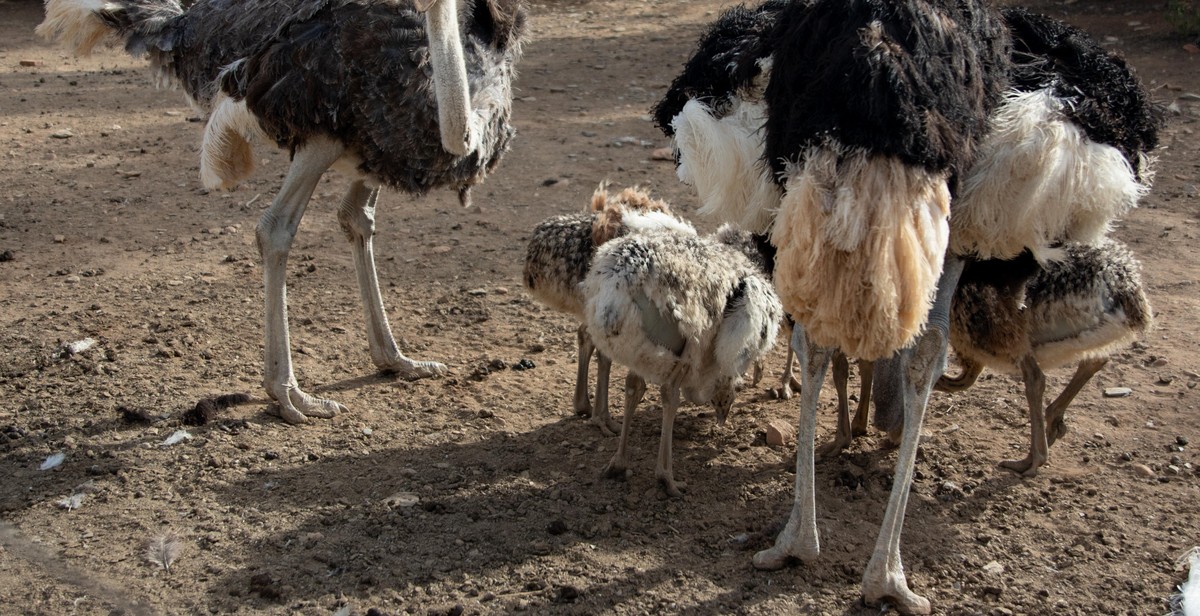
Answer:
[{"xmin": 145, "ymin": 533, "xmax": 182, "ymax": 572}]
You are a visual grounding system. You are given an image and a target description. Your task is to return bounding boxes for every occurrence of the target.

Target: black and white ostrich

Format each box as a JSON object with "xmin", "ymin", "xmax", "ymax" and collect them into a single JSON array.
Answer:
[
  {"xmin": 654, "ymin": 1, "xmax": 1159, "ymax": 612},
  {"xmin": 523, "ymin": 185, "xmax": 695, "ymax": 435},
  {"xmin": 939, "ymin": 239, "xmax": 1152, "ymax": 477},
  {"xmin": 582, "ymin": 228, "xmax": 782, "ymax": 497},
  {"xmin": 38, "ymin": 0, "xmax": 527, "ymax": 423}
]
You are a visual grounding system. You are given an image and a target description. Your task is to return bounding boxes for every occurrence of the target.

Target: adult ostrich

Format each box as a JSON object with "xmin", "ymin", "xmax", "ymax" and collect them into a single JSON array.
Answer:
[
  {"xmin": 37, "ymin": 0, "xmax": 527, "ymax": 423},
  {"xmin": 656, "ymin": 0, "xmax": 1159, "ymax": 610},
  {"xmin": 657, "ymin": 0, "xmax": 1011, "ymax": 611}
]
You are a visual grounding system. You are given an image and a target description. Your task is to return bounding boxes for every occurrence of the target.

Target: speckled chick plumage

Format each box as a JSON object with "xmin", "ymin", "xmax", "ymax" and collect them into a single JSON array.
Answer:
[
  {"xmin": 523, "ymin": 185, "xmax": 694, "ymax": 317},
  {"xmin": 582, "ymin": 231, "xmax": 782, "ymax": 409},
  {"xmin": 950, "ymin": 238, "xmax": 1151, "ymax": 373}
]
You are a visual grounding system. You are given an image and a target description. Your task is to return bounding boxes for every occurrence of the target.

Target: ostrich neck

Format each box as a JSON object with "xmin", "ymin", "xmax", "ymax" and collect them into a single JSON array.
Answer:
[{"xmin": 425, "ymin": 0, "xmax": 473, "ymax": 155}]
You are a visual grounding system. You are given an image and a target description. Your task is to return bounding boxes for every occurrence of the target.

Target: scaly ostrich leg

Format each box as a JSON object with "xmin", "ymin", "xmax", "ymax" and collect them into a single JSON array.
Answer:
[
  {"xmin": 860, "ymin": 255, "xmax": 964, "ymax": 615},
  {"xmin": 337, "ymin": 180, "xmax": 447, "ymax": 380},
  {"xmin": 259, "ymin": 137, "xmax": 349, "ymax": 424},
  {"xmin": 1045, "ymin": 357, "xmax": 1107, "ymax": 446},
  {"xmin": 753, "ymin": 325, "xmax": 834, "ymax": 567},
  {"xmin": 603, "ymin": 372, "xmax": 647, "ymax": 479},
  {"xmin": 573, "ymin": 325, "xmax": 596, "ymax": 416},
  {"xmin": 999, "ymin": 355, "xmax": 1048, "ymax": 476},
  {"xmin": 591, "ymin": 352, "xmax": 621, "ymax": 436}
]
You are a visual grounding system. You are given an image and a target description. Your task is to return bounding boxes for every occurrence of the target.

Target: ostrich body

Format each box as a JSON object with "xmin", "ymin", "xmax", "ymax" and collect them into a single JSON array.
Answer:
[
  {"xmin": 523, "ymin": 186, "xmax": 695, "ymax": 435},
  {"xmin": 38, "ymin": 0, "xmax": 527, "ymax": 423},
  {"xmin": 939, "ymin": 239, "xmax": 1151, "ymax": 476},
  {"xmin": 582, "ymin": 230, "xmax": 782, "ymax": 497},
  {"xmin": 656, "ymin": 1, "xmax": 1158, "ymax": 611}
]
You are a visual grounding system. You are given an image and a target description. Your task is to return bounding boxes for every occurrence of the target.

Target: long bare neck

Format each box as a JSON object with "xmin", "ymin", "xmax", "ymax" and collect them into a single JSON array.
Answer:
[{"xmin": 425, "ymin": 0, "xmax": 473, "ymax": 155}]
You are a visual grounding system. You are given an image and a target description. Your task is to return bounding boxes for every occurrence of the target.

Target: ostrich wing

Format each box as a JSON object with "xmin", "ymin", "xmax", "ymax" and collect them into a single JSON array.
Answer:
[{"xmin": 633, "ymin": 289, "xmax": 686, "ymax": 356}]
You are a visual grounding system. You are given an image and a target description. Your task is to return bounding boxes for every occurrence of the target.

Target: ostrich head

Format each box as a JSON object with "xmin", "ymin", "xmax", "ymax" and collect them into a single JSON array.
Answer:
[{"xmin": 416, "ymin": 0, "xmax": 473, "ymax": 155}]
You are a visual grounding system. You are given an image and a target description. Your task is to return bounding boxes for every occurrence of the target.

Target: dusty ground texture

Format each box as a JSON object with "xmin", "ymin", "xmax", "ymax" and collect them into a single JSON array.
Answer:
[{"xmin": 1, "ymin": 0, "xmax": 1199, "ymax": 614}]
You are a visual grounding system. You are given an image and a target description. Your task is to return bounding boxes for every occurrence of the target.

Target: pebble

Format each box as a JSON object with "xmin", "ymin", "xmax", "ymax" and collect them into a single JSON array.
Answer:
[
  {"xmin": 1103, "ymin": 387, "xmax": 1132, "ymax": 398},
  {"xmin": 765, "ymin": 420, "xmax": 795, "ymax": 447},
  {"xmin": 19, "ymin": 60, "xmax": 41, "ymax": 67},
  {"xmin": 50, "ymin": 129, "xmax": 73, "ymax": 139},
  {"xmin": 650, "ymin": 147, "xmax": 674, "ymax": 160},
  {"xmin": 1178, "ymin": 435, "xmax": 1190, "ymax": 446},
  {"xmin": 1131, "ymin": 463, "xmax": 1155, "ymax": 478},
  {"xmin": 982, "ymin": 560, "xmax": 1004, "ymax": 575}
]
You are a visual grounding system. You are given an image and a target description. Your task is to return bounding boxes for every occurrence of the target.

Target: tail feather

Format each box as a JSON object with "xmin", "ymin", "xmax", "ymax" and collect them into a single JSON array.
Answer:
[
  {"xmin": 771, "ymin": 146, "xmax": 950, "ymax": 360},
  {"xmin": 38, "ymin": 0, "xmax": 183, "ymax": 53},
  {"xmin": 200, "ymin": 92, "xmax": 267, "ymax": 190}
]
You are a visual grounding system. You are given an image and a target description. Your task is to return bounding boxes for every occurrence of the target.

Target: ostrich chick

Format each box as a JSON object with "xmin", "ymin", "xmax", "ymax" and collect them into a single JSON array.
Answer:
[
  {"xmin": 939, "ymin": 238, "xmax": 1151, "ymax": 476},
  {"xmin": 523, "ymin": 185, "xmax": 695, "ymax": 435},
  {"xmin": 583, "ymin": 230, "xmax": 782, "ymax": 496}
]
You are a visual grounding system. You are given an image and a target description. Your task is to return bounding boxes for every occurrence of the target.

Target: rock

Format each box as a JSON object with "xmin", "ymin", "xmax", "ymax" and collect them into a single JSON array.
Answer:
[
  {"xmin": 19, "ymin": 60, "xmax": 42, "ymax": 67},
  {"xmin": 1103, "ymin": 387, "xmax": 1132, "ymax": 398},
  {"xmin": 982, "ymin": 560, "xmax": 1004, "ymax": 576},
  {"xmin": 50, "ymin": 129, "xmax": 73, "ymax": 139},
  {"xmin": 1131, "ymin": 463, "xmax": 1155, "ymax": 478},
  {"xmin": 650, "ymin": 147, "xmax": 674, "ymax": 161},
  {"xmin": 0, "ymin": 250, "xmax": 13, "ymax": 262},
  {"xmin": 1177, "ymin": 435, "xmax": 1189, "ymax": 446},
  {"xmin": 467, "ymin": 288, "xmax": 487, "ymax": 296},
  {"xmin": 765, "ymin": 420, "xmax": 795, "ymax": 447}
]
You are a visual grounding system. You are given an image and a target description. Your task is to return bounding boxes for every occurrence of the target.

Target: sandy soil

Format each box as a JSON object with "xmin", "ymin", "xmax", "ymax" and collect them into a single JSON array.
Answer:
[{"xmin": 1, "ymin": 0, "xmax": 1199, "ymax": 613}]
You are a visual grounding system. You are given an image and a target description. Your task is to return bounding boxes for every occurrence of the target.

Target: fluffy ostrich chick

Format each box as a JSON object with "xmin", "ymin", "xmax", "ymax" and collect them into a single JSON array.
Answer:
[
  {"xmin": 939, "ymin": 239, "xmax": 1151, "ymax": 476},
  {"xmin": 582, "ymin": 230, "xmax": 782, "ymax": 497},
  {"xmin": 523, "ymin": 185, "xmax": 695, "ymax": 435}
]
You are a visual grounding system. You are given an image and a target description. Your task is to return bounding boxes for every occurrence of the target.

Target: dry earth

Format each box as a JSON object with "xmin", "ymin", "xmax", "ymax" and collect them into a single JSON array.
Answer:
[{"xmin": 1, "ymin": 0, "xmax": 1199, "ymax": 614}]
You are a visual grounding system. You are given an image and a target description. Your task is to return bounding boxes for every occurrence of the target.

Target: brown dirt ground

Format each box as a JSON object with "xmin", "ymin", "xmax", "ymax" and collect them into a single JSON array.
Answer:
[{"xmin": 1, "ymin": 0, "xmax": 1199, "ymax": 614}]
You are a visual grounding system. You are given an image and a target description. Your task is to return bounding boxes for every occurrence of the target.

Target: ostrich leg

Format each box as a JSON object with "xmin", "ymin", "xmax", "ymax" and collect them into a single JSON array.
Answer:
[
  {"xmin": 258, "ymin": 137, "xmax": 349, "ymax": 424},
  {"xmin": 818, "ymin": 355, "xmax": 874, "ymax": 458},
  {"xmin": 337, "ymin": 180, "xmax": 447, "ymax": 380},
  {"xmin": 1045, "ymin": 357, "xmax": 1107, "ymax": 446},
  {"xmin": 603, "ymin": 372, "xmax": 647, "ymax": 480},
  {"xmin": 573, "ymin": 325, "xmax": 595, "ymax": 416},
  {"xmin": 655, "ymin": 384, "xmax": 686, "ymax": 497},
  {"xmin": 753, "ymin": 325, "xmax": 834, "ymax": 567},
  {"xmin": 861, "ymin": 256, "xmax": 964, "ymax": 615},
  {"xmin": 591, "ymin": 352, "xmax": 621, "ymax": 436},
  {"xmin": 999, "ymin": 355, "xmax": 1048, "ymax": 476}
]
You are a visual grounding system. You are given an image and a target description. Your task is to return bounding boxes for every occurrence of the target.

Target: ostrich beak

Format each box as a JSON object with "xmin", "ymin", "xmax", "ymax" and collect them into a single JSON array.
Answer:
[{"xmin": 422, "ymin": 0, "xmax": 473, "ymax": 155}]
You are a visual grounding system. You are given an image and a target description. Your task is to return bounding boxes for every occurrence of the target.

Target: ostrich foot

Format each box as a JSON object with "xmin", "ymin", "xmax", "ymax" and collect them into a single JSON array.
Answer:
[
  {"xmin": 602, "ymin": 457, "xmax": 630, "ymax": 481},
  {"xmin": 776, "ymin": 376, "xmax": 802, "ymax": 400},
  {"xmin": 817, "ymin": 432, "xmax": 853, "ymax": 459},
  {"xmin": 1047, "ymin": 418, "xmax": 1068, "ymax": 446},
  {"xmin": 266, "ymin": 383, "xmax": 346, "ymax": 424},
  {"xmin": 862, "ymin": 565, "xmax": 931, "ymax": 615},
  {"xmin": 573, "ymin": 399, "xmax": 592, "ymax": 418},
  {"xmin": 655, "ymin": 471, "xmax": 686, "ymax": 498},
  {"xmin": 752, "ymin": 538, "xmax": 818, "ymax": 570},
  {"xmin": 999, "ymin": 454, "xmax": 1044, "ymax": 477},
  {"xmin": 591, "ymin": 412, "xmax": 621, "ymax": 437},
  {"xmin": 376, "ymin": 354, "xmax": 448, "ymax": 380}
]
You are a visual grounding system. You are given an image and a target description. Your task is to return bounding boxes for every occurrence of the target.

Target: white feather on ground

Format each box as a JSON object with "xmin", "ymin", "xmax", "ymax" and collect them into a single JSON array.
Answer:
[{"xmin": 145, "ymin": 533, "xmax": 183, "ymax": 572}]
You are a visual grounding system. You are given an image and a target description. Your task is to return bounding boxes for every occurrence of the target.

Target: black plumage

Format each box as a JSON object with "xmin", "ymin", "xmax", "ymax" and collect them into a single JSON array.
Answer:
[
  {"xmin": 756, "ymin": 0, "xmax": 1009, "ymax": 179},
  {"xmin": 39, "ymin": 0, "xmax": 529, "ymax": 423},
  {"xmin": 651, "ymin": 0, "xmax": 787, "ymax": 135},
  {"xmin": 1002, "ymin": 7, "xmax": 1161, "ymax": 176}
]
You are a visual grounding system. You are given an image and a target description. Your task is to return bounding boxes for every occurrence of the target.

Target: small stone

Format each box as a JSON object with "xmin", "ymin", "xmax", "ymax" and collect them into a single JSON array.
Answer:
[
  {"xmin": 1131, "ymin": 463, "xmax": 1155, "ymax": 478},
  {"xmin": 19, "ymin": 60, "xmax": 42, "ymax": 67},
  {"xmin": 361, "ymin": 427, "xmax": 373, "ymax": 436},
  {"xmin": 1103, "ymin": 387, "xmax": 1132, "ymax": 398},
  {"xmin": 1177, "ymin": 435, "xmax": 1190, "ymax": 447},
  {"xmin": 982, "ymin": 560, "xmax": 1004, "ymax": 575},
  {"xmin": 650, "ymin": 147, "xmax": 674, "ymax": 161},
  {"xmin": 0, "ymin": 250, "xmax": 14, "ymax": 262},
  {"xmin": 50, "ymin": 129, "xmax": 73, "ymax": 139},
  {"xmin": 53, "ymin": 235, "xmax": 66, "ymax": 243},
  {"xmin": 467, "ymin": 288, "xmax": 487, "ymax": 296},
  {"xmin": 765, "ymin": 420, "xmax": 795, "ymax": 447}
]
